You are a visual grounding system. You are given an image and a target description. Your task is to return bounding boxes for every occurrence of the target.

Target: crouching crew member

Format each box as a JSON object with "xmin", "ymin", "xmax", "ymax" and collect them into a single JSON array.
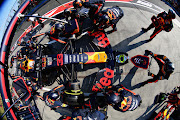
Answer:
[{"xmin": 106, "ymin": 84, "xmax": 142, "ymax": 112}]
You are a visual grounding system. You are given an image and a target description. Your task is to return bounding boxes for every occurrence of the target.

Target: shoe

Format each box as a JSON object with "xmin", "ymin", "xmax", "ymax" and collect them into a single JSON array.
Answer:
[
  {"xmin": 113, "ymin": 27, "xmax": 117, "ymax": 31},
  {"xmin": 138, "ymin": 100, "xmax": 142, "ymax": 106},
  {"xmin": 145, "ymin": 50, "xmax": 151, "ymax": 55},
  {"xmin": 141, "ymin": 28, "xmax": 148, "ymax": 33},
  {"xmin": 145, "ymin": 40, "xmax": 150, "ymax": 43},
  {"xmin": 149, "ymin": 38, "xmax": 153, "ymax": 41},
  {"xmin": 146, "ymin": 38, "xmax": 153, "ymax": 42}
]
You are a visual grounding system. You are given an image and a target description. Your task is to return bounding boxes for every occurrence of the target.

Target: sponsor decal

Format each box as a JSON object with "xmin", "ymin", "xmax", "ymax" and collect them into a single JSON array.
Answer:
[
  {"xmin": 131, "ymin": 55, "xmax": 149, "ymax": 69},
  {"xmin": 92, "ymin": 68, "xmax": 114, "ymax": 91},
  {"xmin": 47, "ymin": 57, "xmax": 52, "ymax": 66},
  {"xmin": 57, "ymin": 54, "xmax": 63, "ymax": 66},
  {"xmin": 107, "ymin": 9, "xmax": 116, "ymax": 20},
  {"xmin": 90, "ymin": 31, "xmax": 110, "ymax": 48},
  {"xmin": 42, "ymin": 57, "xmax": 46, "ymax": 68}
]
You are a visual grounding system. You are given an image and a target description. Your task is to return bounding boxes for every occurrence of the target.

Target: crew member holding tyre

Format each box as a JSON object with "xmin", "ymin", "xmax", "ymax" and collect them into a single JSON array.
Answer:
[{"xmin": 43, "ymin": 85, "xmax": 74, "ymax": 116}]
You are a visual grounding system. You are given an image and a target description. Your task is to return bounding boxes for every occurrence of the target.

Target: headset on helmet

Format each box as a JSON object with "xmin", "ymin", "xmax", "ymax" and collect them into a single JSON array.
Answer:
[
  {"xmin": 49, "ymin": 91, "xmax": 59, "ymax": 101},
  {"xmin": 166, "ymin": 62, "xmax": 175, "ymax": 73},
  {"xmin": 73, "ymin": 0, "xmax": 82, "ymax": 8},
  {"xmin": 168, "ymin": 9, "xmax": 176, "ymax": 19},
  {"xmin": 106, "ymin": 92, "xmax": 122, "ymax": 106}
]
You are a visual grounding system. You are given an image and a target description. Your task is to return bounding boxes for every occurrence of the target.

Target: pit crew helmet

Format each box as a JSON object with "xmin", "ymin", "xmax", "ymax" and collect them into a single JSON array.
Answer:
[
  {"xmin": 26, "ymin": 80, "xmax": 32, "ymax": 86},
  {"xmin": 106, "ymin": 92, "xmax": 122, "ymax": 106},
  {"xmin": 73, "ymin": 0, "xmax": 82, "ymax": 8},
  {"xmin": 63, "ymin": 9, "xmax": 71, "ymax": 17},
  {"xmin": 98, "ymin": 14, "xmax": 110, "ymax": 24},
  {"xmin": 55, "ymin": 23, "xmax": 65, "ymax": 32},
  {"xmin": 168, "ymin": 9, "xmax": 176, "ymax": 19},
  {"xmin": 49, "ymin": 91, "xmax": 59, "ymax": 101},
  {"xmin": 165, "ymin": 62, "xmax": 174, "ymax": 74}
]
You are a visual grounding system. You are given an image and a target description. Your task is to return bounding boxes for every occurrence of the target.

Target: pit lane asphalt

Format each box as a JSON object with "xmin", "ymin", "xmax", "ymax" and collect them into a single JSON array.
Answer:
[{"xmin": 9, "ymin": 0, "xmax": 180, "ymax": 120}]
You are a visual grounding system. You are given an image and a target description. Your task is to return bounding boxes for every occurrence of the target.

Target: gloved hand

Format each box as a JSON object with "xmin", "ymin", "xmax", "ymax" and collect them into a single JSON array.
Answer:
[
  {"xmin": 148, "ymin": 71, "xmax": 152, "ymax": 76},
  {"xmin": 45, "ymin": 32, "xmax": 50, "ymax": 36},
  {"xmin": 43, "ymin": 91, "xmax": 51, "ymax": 100},
  {"xmin": 31, "ymin": 36, "xmax": 37, "ymax": 40}
]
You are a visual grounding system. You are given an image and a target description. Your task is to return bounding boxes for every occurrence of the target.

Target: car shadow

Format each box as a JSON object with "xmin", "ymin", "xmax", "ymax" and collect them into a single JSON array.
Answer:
[
  {"xmin": 120, "ymin": 66, "xmax": 139, "ymax": 90},
  {"xmin": 81, "ymin": 72, "xmax": 97, "ymax": 93},
  {"xmin": 112, "ymin": 31, "xmax": 151, "ymax": 90},
  {"xmin": 112, "ymin": 66, "xmax": 124, "ymax": 84}
]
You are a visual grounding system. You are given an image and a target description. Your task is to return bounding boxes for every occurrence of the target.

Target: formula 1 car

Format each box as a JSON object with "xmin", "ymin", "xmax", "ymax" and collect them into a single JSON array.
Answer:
[
  {"xmin": 15, "ymin": 35, "xmax": 150, "ymax": 85},
  {"xmin": 15, "ymin": 47, "xmax": 124, "ymax": 85}
]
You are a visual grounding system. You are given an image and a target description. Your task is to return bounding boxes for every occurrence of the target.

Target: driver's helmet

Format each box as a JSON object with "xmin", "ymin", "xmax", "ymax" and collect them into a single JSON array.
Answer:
[
  {"xmin": 106, "ymin": 92, "xmax": 122, "ymax": 106},
  {"xmin": 98, "ymin": 14, "xmax": 110, "ymax": 25},
  {"xmin": 73, "ymin": 0, "xmax": 82, "ymax": 8},
  {"xmin": 168, "ymin": 9, "xmax": 176, "ymax": 19},
  {"xmin": 48, "ymin": 91, "xmax": 59, "ymax": 101},
  {"xmin": 165, "ymin": 62, "xmax": 175, "ymax": 74}
]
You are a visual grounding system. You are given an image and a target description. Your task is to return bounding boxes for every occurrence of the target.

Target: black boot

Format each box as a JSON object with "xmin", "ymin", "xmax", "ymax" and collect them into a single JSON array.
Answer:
[
  {"xmin": 141, "ymin": 28, "xmax": 148, "ymax": 33},
  {"xmin": 146, "ymin": 38, "xmax": 153, "ymax": 42},
  {"xmin": 145, "ymin": 50, "xmax": 151, "ymax": 55}
]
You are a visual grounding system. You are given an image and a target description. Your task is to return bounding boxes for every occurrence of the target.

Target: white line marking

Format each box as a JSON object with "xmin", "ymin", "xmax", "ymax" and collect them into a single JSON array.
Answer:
[
  {"xmin": 106, "ymin": 1, "xmax": 131, "ymax": 3},
  {"xmin": 137, "ymin": 0, "xmax": 152, "ymax": 8},
  {"xmin": 173, "ymin": 19, "xmax": 180, "ymax": 28}
]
